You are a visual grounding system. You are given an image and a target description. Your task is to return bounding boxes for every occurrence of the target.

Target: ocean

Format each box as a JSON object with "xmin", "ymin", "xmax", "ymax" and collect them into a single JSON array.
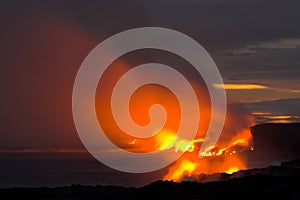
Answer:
[{"xmin": 0, "ymin": 152, "xmax": 165, "ymax": 188}]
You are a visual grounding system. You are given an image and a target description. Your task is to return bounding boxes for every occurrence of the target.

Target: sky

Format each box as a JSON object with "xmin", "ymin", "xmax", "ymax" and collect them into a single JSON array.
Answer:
[{"xmin": 1, "ymin": 0, "xmax": 300, "ymax": 151}]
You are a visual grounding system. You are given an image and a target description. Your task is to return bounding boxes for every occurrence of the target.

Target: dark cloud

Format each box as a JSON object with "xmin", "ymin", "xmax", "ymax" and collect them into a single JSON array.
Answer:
[
  {"xmin": 225, "ymin": 49, "xmax": 256, "ymax": 57},
  {"xmin": 221, "ymin": 47, "xmax": 300, "ymax": 86},
  {"xmin": 2, "ymin": 0, "xmax": 300, "ymax": 51}
]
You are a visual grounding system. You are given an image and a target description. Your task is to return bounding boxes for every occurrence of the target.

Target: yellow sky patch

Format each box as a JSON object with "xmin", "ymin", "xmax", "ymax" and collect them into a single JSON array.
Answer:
[{"xmin": 214, "ymin": 84, "xmax": 268, "ymax": 90}]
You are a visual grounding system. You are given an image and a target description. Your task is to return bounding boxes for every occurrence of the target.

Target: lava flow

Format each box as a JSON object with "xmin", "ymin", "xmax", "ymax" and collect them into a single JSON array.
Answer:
[{"xmin": 160, "ymin": 128, "xmax": 253, "ymax": 181}]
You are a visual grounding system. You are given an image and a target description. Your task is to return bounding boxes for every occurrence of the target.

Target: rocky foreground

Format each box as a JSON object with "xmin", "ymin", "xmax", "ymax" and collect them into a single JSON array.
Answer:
[
  {"xmin": 0, "ymin": 175, "xmax": 298, "ymax": 200},
  {"xmin": 1, "ymin": 159, "xmax": 299, "ymax": 200}
]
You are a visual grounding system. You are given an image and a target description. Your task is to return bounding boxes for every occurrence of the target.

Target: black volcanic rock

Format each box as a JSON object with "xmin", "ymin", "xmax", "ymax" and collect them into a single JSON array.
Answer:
[
  {"xmin": 1, "ymin": 163, "xmax": 300, "ymax": 200},
  {"xmin": 1, "ymin": 173, "xmax": 299, "ymax": 200},
  {"xmin": 250, "ymin": 123, "xmax": 300, "ymax": 162},
  {"xmin": 281, "ymin": 158, "xmax": 300, "ymax": 168}
]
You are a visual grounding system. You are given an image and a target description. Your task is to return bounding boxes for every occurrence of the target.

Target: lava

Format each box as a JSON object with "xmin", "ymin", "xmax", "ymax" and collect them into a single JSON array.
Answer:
[
  {"xmin": 124, "ymin": 125, "xmax": 253, "ymax": 181},
  {"xmin": 161, "ymin": 128, "xmax": 253, "ymax": 181}
]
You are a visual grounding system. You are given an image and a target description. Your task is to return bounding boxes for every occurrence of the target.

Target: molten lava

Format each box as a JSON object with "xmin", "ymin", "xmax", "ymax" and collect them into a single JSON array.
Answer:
[{"xmin": 161, "ymin": 128, "xmax": 253, "ymax": 181}]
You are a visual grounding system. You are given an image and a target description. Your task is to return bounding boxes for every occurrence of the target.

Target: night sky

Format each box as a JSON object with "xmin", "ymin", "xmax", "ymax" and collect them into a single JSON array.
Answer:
[{"xmin": 1, "ymin": 0, "xmax": 300, "ymax": 178}]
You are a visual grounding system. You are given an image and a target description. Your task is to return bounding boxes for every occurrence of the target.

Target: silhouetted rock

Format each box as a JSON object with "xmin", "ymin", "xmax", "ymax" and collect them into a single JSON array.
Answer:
[
  {"xmin": 281, "ymin": 158, "xmax": 300, "ymax": 168},
  {"xmin": 1, "ymin": 164, "xmax": 299, "ymax": 200},
  {"xmin": 250, "ymin": 123, "xmax": 300, "ymax": 163}
]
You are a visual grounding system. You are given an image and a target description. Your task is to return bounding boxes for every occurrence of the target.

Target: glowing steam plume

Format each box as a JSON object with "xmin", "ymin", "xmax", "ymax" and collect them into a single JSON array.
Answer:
[
  {"xmin": 73, "ymin": 27, "xmax": 248, "ymax": 175},
  {"xmin": 94, "ymin": 56, "xmax": 253, "ymax": 178}
]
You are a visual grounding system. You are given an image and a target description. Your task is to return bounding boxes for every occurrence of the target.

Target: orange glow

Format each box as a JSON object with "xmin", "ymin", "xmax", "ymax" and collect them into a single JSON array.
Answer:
[
  {"xmin": 268, "ymin": 119, "xmax": 294, "ymax": 123},
  {"xmin": 163, "ymin": 153, "xmax": 247, "ymax": 181},
  {"xmin": 156, "ymin": 131, "xmax": 177, "ymax": 150},
  {"xmin": 96, "ymin": 64, "xmax": 182, "ymax": 153},
  {"xmin": 265, "ymin": 115, "xmax": 293, "ymax": 119},
  {"xmin": 232, "ymin": 138, "xmax": 246, "ymax": 146},
  {"xmin": 166, "ymin": 159, "xmax": 198, "ymax": 181},
  {"xmin": 198, "ymin": 129, "xmax": 252, "ymax": 157},
  {"xmin": 94, "ymin": 58, "xmax": 255, "ymax": 181},
  {"xmin": 252, "ymin": 111, "xmax": 271, "ymax": 115},
  {"xmin": 174, "ymin": 138, "xmax": 204, "ymax": 153},
  {"xmin": 163, "ymin": 128, "xmax": 253, "ymax": 181},
  {"xmin": 214, "ymin": 84, "xmax": 267, "ymax": 90},
  {"xmin": 129, "ymin": 139, "xmax": 138, "ymax": 145},
  {"xmin": 225, "ymin": 166, "xmax": 239, "ymax": 174},
  {"xmin": 156, "ymin": 131, "xmax": 204, "ymax": 153},
  {"xmin": 262, "ymin": 115, "xmax": 297, "ymax": 123},
  {"xmin": 95, "ymin": 58, "xmax": 211, "ymax": 153}
]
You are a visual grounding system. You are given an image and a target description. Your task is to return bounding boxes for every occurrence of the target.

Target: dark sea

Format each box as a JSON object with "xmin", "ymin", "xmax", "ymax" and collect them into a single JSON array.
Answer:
[{"xmin": 0, "ymin": 152, "xmax": 166, "ymax": 188}]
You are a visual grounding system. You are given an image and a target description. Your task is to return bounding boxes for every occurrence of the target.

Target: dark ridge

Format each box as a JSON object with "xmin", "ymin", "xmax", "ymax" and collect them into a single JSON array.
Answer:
[
  {"xmin": 281, "ymin": 158, "xmax": 300, "ymax": 168},
  {"xmin": 0, "ymin": 175, "xmax": 299, "ymax": 200}
]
